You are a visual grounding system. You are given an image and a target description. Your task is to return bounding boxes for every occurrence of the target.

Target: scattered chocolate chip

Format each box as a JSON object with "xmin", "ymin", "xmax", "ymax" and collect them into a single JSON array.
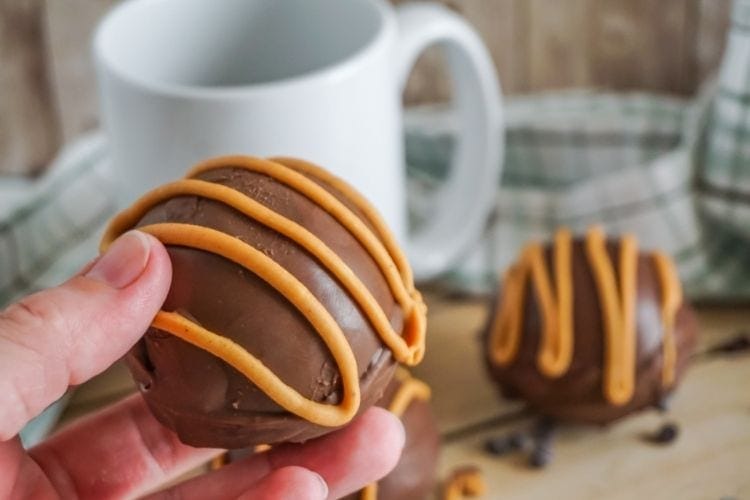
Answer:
[
  {"xmin": 529, "ymin": 446, "xmax": 553, "ymax": 468},
  {"xmin": 708, "ymin": 332, "xmax": 750, "ymax": 355},
  {"xmin": 528, "ymin": 418, "xmax": 555, "ymax": 468},
  {"xmin": 644, "ymin": 422, "xmax": 680, "ymax": 445},
  {"xmin": 484, "ymin": 438, "xmax": 510, "ymax": 455},
  {"xmin": 532, "ymin": 417, "xmax": 556, "ymax": 439},
  {"xmin": 484, "ymin": 431, "xmax": 527, "ymax": 456}
]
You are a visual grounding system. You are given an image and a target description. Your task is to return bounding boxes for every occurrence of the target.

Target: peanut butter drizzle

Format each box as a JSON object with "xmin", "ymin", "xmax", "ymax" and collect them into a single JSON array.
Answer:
[
  {"xmin": 488, "ymin": 229, "xmax": 574, "ymax": 377},
  {"xmin": 652, "ymin": 252, "xmax": 681, "ymax": 387},
  {"xmin": 586, "ymin": 227, "xmax": 637, "ymax": 405},
  {"xmin": 100, "ymin": 156, "xmax": 426, "ymax": 428},
  {"xmin": 190, "ymin": 156, "xmax": 426, "ymax": 364},
  {"xmin": 360, "ymin": 369, "xmax": 431, "ymax": 500},
  {"xmin": 442, "ymin": 466, "xmax": 486, "ymax": 500},
  {"xmin": 487, "ymin": 227, "xmax": 683, "ymax": 406}
]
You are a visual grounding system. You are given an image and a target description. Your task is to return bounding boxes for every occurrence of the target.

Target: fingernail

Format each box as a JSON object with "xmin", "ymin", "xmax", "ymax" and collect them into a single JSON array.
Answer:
[
  {"xmin": 311, "ymin": 471, "xmax": 329, "ymax": 499},
  {"xmin": 86, "ymin": 231, "xmax": 152, "ymax": 288}
]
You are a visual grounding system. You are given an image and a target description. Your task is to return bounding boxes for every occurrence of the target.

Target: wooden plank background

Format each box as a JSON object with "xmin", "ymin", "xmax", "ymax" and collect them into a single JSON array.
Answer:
[{"xmin": 0, "ymin": 0, "xmax": 734, "ymax": 176}]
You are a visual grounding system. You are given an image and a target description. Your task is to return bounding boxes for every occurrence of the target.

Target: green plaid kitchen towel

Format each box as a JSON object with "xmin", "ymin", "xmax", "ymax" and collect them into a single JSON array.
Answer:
[
  {"xmin": 697, "ymin": 0, "xmax": 750, "ymax": 248},
  {"xmin": 2, "ymin": 91, "xmax": 750, "ymax": 307},
  {"xmin": 407, "ymin": 89, "xmax": 750, "ymax": 300},
  {"xmin": 0, "ymin": 133, "xmax": 117, "ymax": 307}
]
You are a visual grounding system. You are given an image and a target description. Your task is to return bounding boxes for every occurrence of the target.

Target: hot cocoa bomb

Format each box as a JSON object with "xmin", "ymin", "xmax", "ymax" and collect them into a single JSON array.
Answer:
[
  {"xmin": 484, "ymin": 227, "xmax": 697, "ymax": 425},
  {"xmin": 100, "ymin": 156, "xmax": 426, "ymax": 448}
]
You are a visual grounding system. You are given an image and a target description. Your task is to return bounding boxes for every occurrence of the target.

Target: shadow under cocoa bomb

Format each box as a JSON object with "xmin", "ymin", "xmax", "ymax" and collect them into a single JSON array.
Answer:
[{"xmin": 102, "ymin": 156, "xmax": 426, "ymax": 448}]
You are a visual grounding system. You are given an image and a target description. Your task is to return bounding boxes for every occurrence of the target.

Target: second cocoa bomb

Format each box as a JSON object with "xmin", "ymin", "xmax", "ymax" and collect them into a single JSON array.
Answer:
[
  {"xmin": 484, "ymin": 227, "xmax": 697, "ymax": 424},
  {"xmin": 101, "ymin": 156, "xmax": 426, "ymax": 448}
]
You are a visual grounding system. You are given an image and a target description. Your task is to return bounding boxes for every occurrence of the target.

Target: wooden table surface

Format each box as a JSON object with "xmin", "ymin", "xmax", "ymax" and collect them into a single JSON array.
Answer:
[{"xmin": 58, "ymin": 292, "xmax": 750, "ymax": 499}]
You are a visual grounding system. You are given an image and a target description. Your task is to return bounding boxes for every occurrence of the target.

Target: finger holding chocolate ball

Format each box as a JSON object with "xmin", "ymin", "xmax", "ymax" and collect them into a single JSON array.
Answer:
[{"xmin": 101, "ymin": 156, "xmax": 427, "ymax": 448}]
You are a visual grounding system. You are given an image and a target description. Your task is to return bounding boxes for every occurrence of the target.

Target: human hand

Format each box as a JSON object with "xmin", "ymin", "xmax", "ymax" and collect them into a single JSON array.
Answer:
[{"xmin": 0, "ymin": 231, "xmax": 404, "ymax": 499}]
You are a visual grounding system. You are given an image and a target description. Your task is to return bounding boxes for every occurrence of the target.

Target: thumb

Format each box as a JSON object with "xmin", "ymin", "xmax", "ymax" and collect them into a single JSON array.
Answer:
[{"xmin": 0, "ymin": 230, "xmax": 172, "ymax": 441}]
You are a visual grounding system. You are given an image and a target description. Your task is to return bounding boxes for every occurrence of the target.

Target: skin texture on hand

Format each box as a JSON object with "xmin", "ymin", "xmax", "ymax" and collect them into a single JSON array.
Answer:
[{"xmin": 0, "ymin": 231, "xmax": 404, "ymax": 499}]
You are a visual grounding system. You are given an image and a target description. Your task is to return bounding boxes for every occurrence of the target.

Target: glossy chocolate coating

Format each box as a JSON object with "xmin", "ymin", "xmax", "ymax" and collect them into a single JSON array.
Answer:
[
  {"xmin": 343, "ymin": 375, "xmax": 441, "ymax": 500},
  {"xmin": 125, "ymin": 166, "xmax": 403, "ymax": 447},
  {"xmin": 484, "ymin": 239, "xmax": 698, "ymax": 424}
]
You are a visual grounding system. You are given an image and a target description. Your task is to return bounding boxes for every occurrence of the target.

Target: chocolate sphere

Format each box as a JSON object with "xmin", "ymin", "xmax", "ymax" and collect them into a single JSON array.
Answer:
[
  {"xmin": 101, "ymin": 156, "xmax": 426, "ymax": 448},
  {"xmin": 343, "ymin": 370, "xmax": 440, "ymax": 500},
  {"xmin": 484, "ymin": 227, "xmax": 697, "ymax": 424}
]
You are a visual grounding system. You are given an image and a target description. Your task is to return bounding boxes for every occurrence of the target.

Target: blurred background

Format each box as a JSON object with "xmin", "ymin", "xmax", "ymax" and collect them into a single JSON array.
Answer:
[
  {"xmin": 0, "ymin": 0, "xmax": 732, "ymax": 176},
  {"xmin": 4, "ymin": 2, "xmax": 750, "ymax": 497}
]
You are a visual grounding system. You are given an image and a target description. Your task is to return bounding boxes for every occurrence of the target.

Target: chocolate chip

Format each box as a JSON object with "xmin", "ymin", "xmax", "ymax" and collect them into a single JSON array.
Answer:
[
  {"xmin": 484, "ymin": 437, "xmax": 513, "ymax": 455},
  {"xmin": 528, "ymin": 418, "xmax": 555, "ymax": 468},
  {"xmin": 484, "ymin": 431, "xmax": 527, "ymax": 456},
  {"xmin": 645, "ymin": 422, "xmax": 680, "ymax": 445},
  {"xmin": 708, "ymin": 332, "xmax": 750, "ymax": 355},
  {"xmin": 529, "ymin": 447, "xmax": 553, "ymax": 468},
  {"xmin": 508, "ymin": 431, "xmax": 528, "ymax": 450}
]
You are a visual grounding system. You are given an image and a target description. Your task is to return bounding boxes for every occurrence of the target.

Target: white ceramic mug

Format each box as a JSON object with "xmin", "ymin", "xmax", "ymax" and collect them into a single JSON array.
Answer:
[{"xmin": 94, "ymin": 0, "xmax": 502, "ymax": 280}]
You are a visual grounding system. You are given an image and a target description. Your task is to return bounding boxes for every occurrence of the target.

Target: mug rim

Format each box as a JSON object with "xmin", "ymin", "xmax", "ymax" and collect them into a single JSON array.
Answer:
[{"xmin": 92, "ymin": 0, "xmax": 395, "ymax": 99}]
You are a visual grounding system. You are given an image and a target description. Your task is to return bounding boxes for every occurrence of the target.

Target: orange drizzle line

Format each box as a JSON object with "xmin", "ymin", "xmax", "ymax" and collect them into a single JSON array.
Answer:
[
  {"xmin": 138, "ymin": 224, "xmax": 360, "ymax": 427},
  {"xmin": 652, "ymin": 252, "xmax": 682, "ymax": 387},
  {"xmin": 272, "ymin": 157, "xmax": 414, "ymax": 288},
  {"xmin": 360, "ymin": 484, "xmax": 377, "ymax": 500},
  {"xmin": 585, "ymin": 227, "xmax": 637, "ymax": 405},
  {"xmin": 189, "ymin": 156, "xmax": 426, "ymax": 364},
  {"xmin": 537, "ymin": 230, "xmax": 573, "ymax": 376},
  {"xmin": 387, "ymin": 368, "xmax": 432, "ymax": 417},
  {"xmin": 360, "ymin": 369, "xmax": 432, "ymax": 500},
  {"xmin": 487, "ymin": 228, "xmax": 574, "ymax": 377},
  {"xmin": 442, "ymin": 467, "xmax": 486, "ymax": 500},
  {"xmin": 487, "ymin": 267, "xmax": 525, "ymax": 366}
]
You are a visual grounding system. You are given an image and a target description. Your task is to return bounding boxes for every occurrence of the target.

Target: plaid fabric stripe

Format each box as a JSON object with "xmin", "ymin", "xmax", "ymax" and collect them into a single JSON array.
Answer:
[
  {"xmin": 0, "ymin": 133, "xmax": 116, "ymax": 307},
  {"xmin": 696, "ymin": 0, "xmax": 750, "ymax": 243},
  {"xmin": 407, "ymin": 90, "xmax": 750, "ymax": 300}
]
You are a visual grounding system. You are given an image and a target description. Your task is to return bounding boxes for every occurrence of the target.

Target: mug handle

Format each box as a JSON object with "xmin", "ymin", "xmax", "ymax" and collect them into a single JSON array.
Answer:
[{"xmin": 396, "ymin": 2, "xmax": 502, "ymax": 281}]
